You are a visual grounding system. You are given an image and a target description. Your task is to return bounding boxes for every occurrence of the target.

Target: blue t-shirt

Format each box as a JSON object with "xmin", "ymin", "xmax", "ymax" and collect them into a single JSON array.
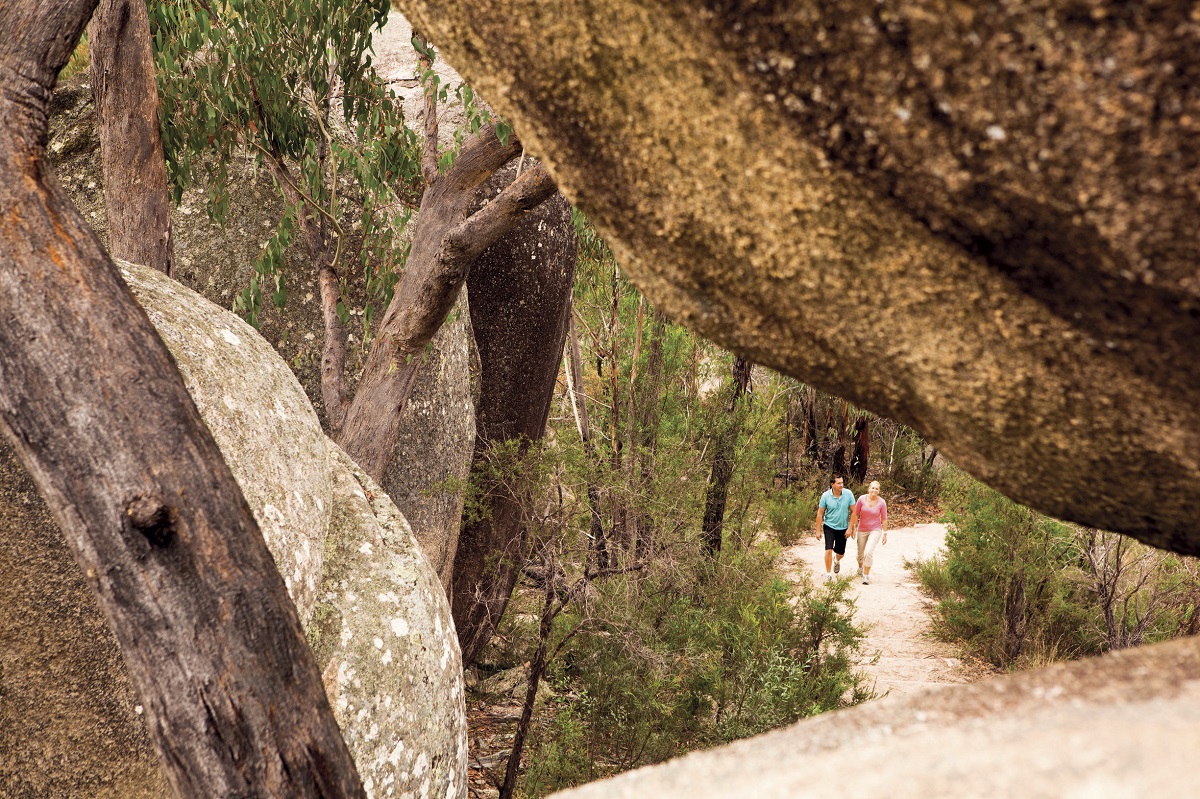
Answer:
[{"xmin": 819, "ymin": 488, "xmax": 855, "ymax": 530}]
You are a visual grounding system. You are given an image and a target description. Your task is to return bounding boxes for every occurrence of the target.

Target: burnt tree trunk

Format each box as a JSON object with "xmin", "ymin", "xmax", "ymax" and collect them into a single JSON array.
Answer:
[
  {"xmin": 701, "ymin": 356, "xmax": 752, "ymax": 554},
  {"xmin": 802, "ymin": 386, "xmax": 820, "ymax": 465},
  {"xmin": 87, "ymin": 0, "xmax": 174, "ymax": 276},
  {"xmin": 849, "ymin": 415, "xmax": 870, "ymax": 484},
  {"xmin": 452, "ymin": 162, "xmax": 576, "ymax": 666},
  {"xmin": 338, "ymin": 128, "xmax": 556, "ymax": 482},
  {"xmin": 831, "ymin": 400, "xmax": 849, "ymax": 477},
  {"xmin": 0, "ymin": 2, "xmax": 365, "ymax": 795}
]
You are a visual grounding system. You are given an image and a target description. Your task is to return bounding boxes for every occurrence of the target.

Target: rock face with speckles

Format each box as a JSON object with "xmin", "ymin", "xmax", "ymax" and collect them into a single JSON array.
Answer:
[
  {"xmin": 0, "ymin": 263, "xmax": 466, "ymax": 799},
  {"xmin": 313, "ymin": 448, "xmax": 468, "ymax": 799},
  {"xmin": 393, "ymin": 0, "xmax": 1200, "ymax": 557},
  {"xmin": 381, "ymin": 291, "xmax": 476, "ymax": 593},
  {"xmin": 120, "ymin": 261, "xmax": 333, "ymax": 623}
]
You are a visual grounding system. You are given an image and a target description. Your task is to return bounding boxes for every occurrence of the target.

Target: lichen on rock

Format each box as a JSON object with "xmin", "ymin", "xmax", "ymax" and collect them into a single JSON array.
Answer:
[
  {"xmin": 119, "ymin": 260, "xmax": 331, "ymax": 623},
  {"xmin": 314, "ymin": 445, "xmax": 468, "ymax": 799},
  {"xmin": 1, "ymin": 261, "xmax": 467, "ymax": 799}
]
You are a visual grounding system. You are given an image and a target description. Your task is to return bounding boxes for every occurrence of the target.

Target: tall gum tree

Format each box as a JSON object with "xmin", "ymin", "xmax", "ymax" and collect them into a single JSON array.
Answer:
[
  {"xmin": 89, "ymin": 0, "xmax": 175, "ymax": 275},
  {"xmin": 0, "ymin": 1, "xmax": 365, "ymax": 795},
  {"xmin": 392, "ymin": 0, "xmax": 1200, "ymax": 556},
  {"xmin": 450, "ymin": 161, "xmax": 577, "ymax": 665}
]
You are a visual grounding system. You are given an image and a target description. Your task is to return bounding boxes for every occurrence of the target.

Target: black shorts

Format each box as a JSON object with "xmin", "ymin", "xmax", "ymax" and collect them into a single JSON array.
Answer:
[{"xmin": 823, "ymin": 524, "xmax": 848, "ymax": 555}]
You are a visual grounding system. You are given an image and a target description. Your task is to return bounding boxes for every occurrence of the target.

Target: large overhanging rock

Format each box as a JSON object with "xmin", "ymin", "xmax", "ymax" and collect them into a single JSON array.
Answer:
[
  {"xmin": 393, "ymin": 0, "xmax": 1200, "ymax": 556},
  {"xmin": 550, "ymin": 635, "xmax": 1200, "ymax": 799},
  {"xmin": 0, "ymin": 262, "xmax": 466, "ymax": 799}
]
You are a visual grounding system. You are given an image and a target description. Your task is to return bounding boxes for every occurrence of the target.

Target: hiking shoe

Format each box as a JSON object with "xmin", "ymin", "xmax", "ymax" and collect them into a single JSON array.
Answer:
[
  {"xmin": 824, "ymin": 573, "xmax": 833, "ymax": 583},
  {"xmin": 862, "ymin": 575, "xmax": 871, "ymax": 585},
  {"xmin": 833, "ymin": 561, "xmax": 841, "ymax": 574}
]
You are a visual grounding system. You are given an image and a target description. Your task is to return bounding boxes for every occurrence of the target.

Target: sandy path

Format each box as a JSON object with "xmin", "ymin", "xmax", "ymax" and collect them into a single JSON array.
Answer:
[{"xmin": 780, "ymin": 523, "xmax": 978, "ymax": 702}]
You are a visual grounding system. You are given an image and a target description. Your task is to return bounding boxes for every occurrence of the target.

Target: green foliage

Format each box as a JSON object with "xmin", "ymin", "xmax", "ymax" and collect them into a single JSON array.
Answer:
[
  {"xmin": 521, "ymin": 706, "xmax": 593, "ymax": 798},
  {"xmin": 923, "ymin": 470, "xmax": 1091, "ymax": 669},
  {"xmin": 517, "ymin": 547, "xmax": 870, "ymax": 797},
  {"xmin": 880, "ymin": 428, "xmax": 942, "ymax": 501},
  {"xmin": 767, "ymin": 484, "xmax": 819, "ymax": 547},
  {"xmin": 59, "ymin": 34, "xmax": 90, "ymax": 81},
  {"xmin": 150, "ymin": 0, "xmax": 420, "ymax": 327},
  {"xmin": 918, "ymin": 470, "xmax": 1200, "ymax": 670}
]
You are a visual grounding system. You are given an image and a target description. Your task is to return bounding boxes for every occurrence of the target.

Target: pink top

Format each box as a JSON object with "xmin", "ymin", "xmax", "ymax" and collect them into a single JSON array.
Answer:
[{"xmin": 855, "ymin": 497, "xmax": 887, "ymax": 532}]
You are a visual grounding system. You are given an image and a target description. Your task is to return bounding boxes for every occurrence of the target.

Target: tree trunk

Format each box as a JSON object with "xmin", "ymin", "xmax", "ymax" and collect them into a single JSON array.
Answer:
[
  {"xmin": 451, "ymin": 162, "xmax": 576, "ymax": 666},
  {"xmin": 831, "ymin": 401, "xmax": 849, "ymax": 478},
  {"xmin": 565, "ymin": 313, "xmax": 610, "ymax": 570},
  {"xmin": 339, "ymin": 128, "xmax": 555, "ymax": 482},
  {"xmin": 849, "ymin": 416, "xmax": 870, "ymax": 484},
  {"xmin": 87, "ymin": 0, "xmax": 174, "ymax": 276},
  {"xmin": 0, "ymin": 3, "xmax": 365, "ymax": 795},
  {"xmin": 802, "ymin": 386, "xmax": 820, "ymax": 465},
  {"xmin": 701, "ymin": 356, "xmax": 751, "ymax": 554},
  {"xmin": 500, "ymin": 563, "xmax": 557, "ymax": 799},
  {"xmin": 606, "ymin": 266, "xmax": 627, "ymax": 549},
  {"xmin": 631, "ymin": 307, "xmax": 667, "ymax": 556}
]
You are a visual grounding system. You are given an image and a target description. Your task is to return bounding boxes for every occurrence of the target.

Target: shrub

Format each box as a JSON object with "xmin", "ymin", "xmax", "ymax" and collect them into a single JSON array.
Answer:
[
  {"xmin": 925, "ymin": 470, "xmax": 1091, "ymax": 669},
  {"xmin": 519, "ymin": 543, "xmax": 871, "ymax": 795},
  {"xmin": 766, "ymin": 486, "xmax": 819, "ymax": 547},
  {"xmin": 917, "ymin": 470, "xmax": 1200, "ymax": 671},
  {"xmin": 522, "ymin": 705, "xmax": 594, "ymax": 798}
]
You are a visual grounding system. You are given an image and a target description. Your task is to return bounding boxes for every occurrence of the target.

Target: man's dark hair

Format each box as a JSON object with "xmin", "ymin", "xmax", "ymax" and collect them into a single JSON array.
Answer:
[{"xmin": 830, "ymin": 474, "xmax": 845, "ymax": 486}]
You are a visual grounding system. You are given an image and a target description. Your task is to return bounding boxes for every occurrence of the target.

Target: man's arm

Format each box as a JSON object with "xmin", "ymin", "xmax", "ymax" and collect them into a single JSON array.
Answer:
[
  {"xmin": 849, "ymin": 503, "xmax": 859, "ymax": 539},
  {"xmin": 814, "ymin": 505, "xmax": 825, "ymax": 538}
]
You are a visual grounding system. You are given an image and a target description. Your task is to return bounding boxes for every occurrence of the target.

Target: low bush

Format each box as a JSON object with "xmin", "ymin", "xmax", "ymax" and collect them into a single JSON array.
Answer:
[
  {"xmin": 766, "ymin": 486, "xmax": 820, "ymax": 547},
  {"xmin": 517, "ymin": 544, "xmax": 872, "ymax": 796},
  {"xmin": 917, "ymin": 470, "xmax": 1200, "ymax": 671}
]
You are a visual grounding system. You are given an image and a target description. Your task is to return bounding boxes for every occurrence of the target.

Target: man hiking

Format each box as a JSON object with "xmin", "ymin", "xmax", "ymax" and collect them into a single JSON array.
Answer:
[{"xmin": 815, "ymin": 474, "xmax": 855, "ymax": 582}]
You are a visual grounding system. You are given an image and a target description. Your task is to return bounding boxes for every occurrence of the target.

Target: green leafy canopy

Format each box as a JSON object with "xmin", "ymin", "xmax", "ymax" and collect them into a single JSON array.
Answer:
[{"xmin": 150, "ymin": 0, "xmax": 420, "ymax": 327}]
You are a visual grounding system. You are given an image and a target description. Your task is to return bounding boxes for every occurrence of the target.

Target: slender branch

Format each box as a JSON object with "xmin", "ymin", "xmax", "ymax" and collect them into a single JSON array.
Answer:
[
  {"xmin": 254, "ymin": 142, "xmax": 346, "ymax": 273},
  {"xmin": 415, "ymin": 32, "xmax": 440, "ymax": 185}
]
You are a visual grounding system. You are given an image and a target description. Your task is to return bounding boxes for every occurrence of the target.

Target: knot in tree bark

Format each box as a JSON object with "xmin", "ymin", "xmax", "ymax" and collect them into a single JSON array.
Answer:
[{"xmin": 125, "ymin": 494, "xmax": 176, "ymax": 547}]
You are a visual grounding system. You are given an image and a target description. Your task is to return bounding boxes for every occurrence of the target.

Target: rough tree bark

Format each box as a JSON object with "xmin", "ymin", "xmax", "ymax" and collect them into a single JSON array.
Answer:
[
  {"xmin": 849, "ymin": 416, "xmax": 870, "ymax": 484},
  {"xmin": 394, "ymin": 0, "xmax": 1200, "ymax": 556},
  {"xmin": 0, "ymin": 2, "xmax": 365, "ymax": 796},
  {"xmin": 338, "ymin": 127, "xmax": 557, "ymax": 482},
  {"xmin": 701, "ymin": 356, "xmax": 751, "ymax": 554},
  {"xmin": 87, "ymin": 0, "xmax": 174, "ymax": 276},
  {"xmin": 451, "ymin": 161, "xmax": 576, "ymax": 666}
]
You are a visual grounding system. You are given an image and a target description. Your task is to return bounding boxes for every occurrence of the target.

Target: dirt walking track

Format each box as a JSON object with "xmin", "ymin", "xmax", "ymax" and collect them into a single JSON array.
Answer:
[{"xmin": 780, "ymin": 522, "xmax": 979, "ymax": 701}]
